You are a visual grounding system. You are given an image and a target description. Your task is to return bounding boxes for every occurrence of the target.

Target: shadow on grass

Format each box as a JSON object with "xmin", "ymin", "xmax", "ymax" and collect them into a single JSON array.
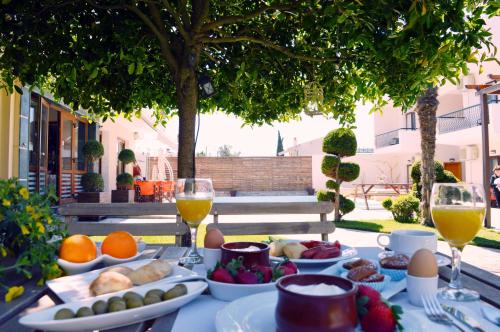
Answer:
[
  {"xmin": 472, "ymin": 237, "xmax": 500, "ymax": 250},
  {"xmin": 335, "ymin": 220, "xmax": 384, "ymax": 232}
]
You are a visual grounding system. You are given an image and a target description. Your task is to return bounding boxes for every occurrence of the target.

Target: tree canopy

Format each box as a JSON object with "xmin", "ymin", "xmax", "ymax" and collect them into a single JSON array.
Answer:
[{"xmin": 0, "ymin": 1, "xmax": 498, "ymax": 176}]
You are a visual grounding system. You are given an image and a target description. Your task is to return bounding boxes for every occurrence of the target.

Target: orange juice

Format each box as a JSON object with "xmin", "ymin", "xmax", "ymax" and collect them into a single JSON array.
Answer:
[
  {"xmin": 176, "ymin": 198, "xmax": 213, "ymax": 226},
  {"xmin": 431, "ymin": 207, "xmax": 484, "ymax": 249}
]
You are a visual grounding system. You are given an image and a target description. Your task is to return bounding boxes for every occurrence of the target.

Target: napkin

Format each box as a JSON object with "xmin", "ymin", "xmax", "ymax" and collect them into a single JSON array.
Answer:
[{"xmin": 171, "ymin": 295, "xmax": 227, "ymax": 332}]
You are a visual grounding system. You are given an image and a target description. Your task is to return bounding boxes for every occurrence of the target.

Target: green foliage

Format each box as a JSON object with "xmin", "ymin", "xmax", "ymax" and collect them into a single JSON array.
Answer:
[
  {"xmin": 411, "ymin": 160, "xmax": 458, "ymax": 200},
  {"xmin": 217, "ymin": 145, "xmax": 241, "ymax": 157},
  {"xmin": 382, "ymin": 198, "xmax": 393, "ymax": 210},
  {"xmin": 317, "ymin": 190, "xmax": 335, "ymax": 202},
  {"xmin": 338, "ymin": 195, "xmax": 355, "ymax": 216},
  {"xmin": 321, "ymin": 155, "xmax": 341, "ymax": 177},
  {"xmin": 437, "ymin": 170, "xmax": 459, "ymax": 183},
  {"xmin": 276, "ymin": 131, "xmax": 284, "ymax": 156},
  {"xmin": 326, "ymin": 180, "xmax": 340, "ymax": 191},
  {"xmin": 322, "ymin": 128, "xmax": 357, "ymax": 157},
  {"xmin": 116, "ymin": 173, "xmax": 134, "ymax": 186},
  {"xmin": 0, "ymin": 178, "xmax": 67, "ymax": 297},
  {"xmin": 82, "ymin": 140, "xmax": 104, "ymax": 162},
  {"xmin": 385, "ymin": 194, "xmax": 420, "ymax": 224},
  {"xmin": 81, "ymin": 172, "xmax": 104, "ymax": 192},
  {"xmin": 118, "ymin": 149, "xmax": 136, "ymax": 165},
  {"xmin": 338, "ymin": 163, "xmax": 360, "ymax": 182}
]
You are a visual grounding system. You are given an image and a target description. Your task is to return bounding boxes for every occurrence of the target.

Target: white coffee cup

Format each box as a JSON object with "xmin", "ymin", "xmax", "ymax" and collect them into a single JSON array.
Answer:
[
  {"xmin": 406, "ymin": 275, "xmax": 438, "ymax": 307},
  {"xmin": 377, "ymin": 230, "xmax": 437, "ymax": 257},
  {"xmin": 203, "ymin": 248, "xmax": 222, "ymax": 271}
]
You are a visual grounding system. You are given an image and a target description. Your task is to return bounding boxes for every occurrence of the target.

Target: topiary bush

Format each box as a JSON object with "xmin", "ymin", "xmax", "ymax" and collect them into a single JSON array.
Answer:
[
  {"xmin": 82, "ymin": 140, "xmax": 104, "ymax": 162},
  {"xmin": 116, "ymin": 173, "xmax": 134, "ymax": 189},
  {"xmin": 383, "ymin": 194, "xmax": 420, "ymax": 223},
  {"xmin": 81, "ymin": 172, "xmax": 104, "ymax": 192},
  {"xmin": 411, "ymin": 160, "xmax": 458, "ymax": 200},
  {"xmin": 118, "ymin": 149, "xmax": 136, "ymax": 165},
  {"xmin": 318, "ymin": 128, "xmax": 359, "ymax": 222}
]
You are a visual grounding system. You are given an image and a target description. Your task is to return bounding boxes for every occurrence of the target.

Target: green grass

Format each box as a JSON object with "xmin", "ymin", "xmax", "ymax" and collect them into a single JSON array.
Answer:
[
  {"xmin": 92, "ymin": 224, "xmax": 270, "ymax": 246},
  {"xmin": 337, "ymin": 219, "xmax": 500, "ymax": 250}
]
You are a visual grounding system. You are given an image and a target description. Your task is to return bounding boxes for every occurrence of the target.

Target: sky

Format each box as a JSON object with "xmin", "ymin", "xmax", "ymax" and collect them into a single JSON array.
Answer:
[{"xmin": 162, "ymin": 104, "xmax": 375, "ymax": 156}]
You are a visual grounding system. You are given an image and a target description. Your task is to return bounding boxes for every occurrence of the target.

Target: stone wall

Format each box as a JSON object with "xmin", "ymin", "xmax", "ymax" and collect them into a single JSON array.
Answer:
[{"xmin": 149, "ymin": 156, "xmax": 312, "ymax": 192}]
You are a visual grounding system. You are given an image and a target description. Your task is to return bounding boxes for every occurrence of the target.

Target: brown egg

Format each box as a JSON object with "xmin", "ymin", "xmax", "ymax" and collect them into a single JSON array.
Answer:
[
  {"xmin": 408, "ymin": 249, "xmax": 438, "ymax": 277},
  {"xmin": 204, "ymin": 228, "xmax": 225, "ymax": 249}
]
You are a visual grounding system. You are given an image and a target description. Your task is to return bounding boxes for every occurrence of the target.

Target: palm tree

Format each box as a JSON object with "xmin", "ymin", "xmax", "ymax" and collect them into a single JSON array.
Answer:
[{"xmin": 415, "ymin": 87, "xmax": 439, "ymax": 226}]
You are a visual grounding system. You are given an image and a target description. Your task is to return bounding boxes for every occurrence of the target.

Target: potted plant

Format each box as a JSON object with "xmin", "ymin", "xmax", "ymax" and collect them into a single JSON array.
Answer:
[
  {"xmin": 112, "ymin": 149, "xmax": 136, "ymax": 203},
  {"xmin": 78, "ymin": 140, "xmax": 110, "ymax": 204},
  {"xmin": 0, "ymin": 178, "xmax": 67, "ymax": 302}
]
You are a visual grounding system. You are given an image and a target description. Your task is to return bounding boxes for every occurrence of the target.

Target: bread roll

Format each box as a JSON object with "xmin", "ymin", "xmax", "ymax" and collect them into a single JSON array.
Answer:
[
  {"xmin": 128, "ymin": 259, "xmax": 173, "ymax": 285},
  {"xmin": 102, "ymin": 266, "xmax": 133, "ymax": 276},
  {"xmin": 269, "ymin": 241, "xmax": 286, "ymax": 257},
  {"xmin": 89, "ymin": 271, "xmax": 133, "ymax": 296},
  {"xmin": 283, "ymin": 242, "xmax": 308, "ymax": 259}
]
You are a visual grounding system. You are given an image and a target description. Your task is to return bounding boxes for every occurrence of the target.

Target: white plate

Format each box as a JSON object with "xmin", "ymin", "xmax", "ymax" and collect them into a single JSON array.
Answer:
[
  {"xmin": 215, "ymin": 291, "xmax": 426, "ymax": 332},
  {"xmin": 378, "ymin": 251, "xmax": 451, "ymax": 267},
  {"xmin": 47, "ymin": 259, "xmax": 200, "ymax": 302},
  {"xmin": 320, "ymin": 263, "xmax": 407, "ymax": 300},
  {"xmin": 20, "ymin": 280, "xmax": 207, "ymax": 332},
  {"xmin": 57, "ymin": 241, "xmax": 148, "ymax": 275},
  {"xmin": 207, "ymin": 278, "xmax": 278, "ymax": 302},
  {"xmin": 270, "ymin": 241, "xmax": 357, "ymax": 265}
]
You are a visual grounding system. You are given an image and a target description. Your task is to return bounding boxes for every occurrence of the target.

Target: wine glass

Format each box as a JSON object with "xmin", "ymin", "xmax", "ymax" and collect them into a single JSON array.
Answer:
[
  {"xmin": 430, "ymin": 183, "xmax": 485, "ymax": 301},
  {"xmin": 175, "ymin": 178, "xmax": 214, "ymax": 265}
]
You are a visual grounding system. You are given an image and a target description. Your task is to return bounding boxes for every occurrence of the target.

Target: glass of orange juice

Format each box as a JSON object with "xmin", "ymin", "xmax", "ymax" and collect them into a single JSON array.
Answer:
[
  {"xmin": 430, "ymin": 183, "xmax": 485, "ymax": 301},
  {"xmin": 176, "ymin": 178, "xmax": 214, "ymax": 265}
]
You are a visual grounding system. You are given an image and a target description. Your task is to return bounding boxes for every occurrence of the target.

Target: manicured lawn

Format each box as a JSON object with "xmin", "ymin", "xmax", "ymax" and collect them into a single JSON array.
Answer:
[
  {"xmin": 337, "ymin": 219, "xmax": 500, "ymax": 250},
  {"xmin": 92, "ymin": 224, "xmax": 270, "ymax": 247}
]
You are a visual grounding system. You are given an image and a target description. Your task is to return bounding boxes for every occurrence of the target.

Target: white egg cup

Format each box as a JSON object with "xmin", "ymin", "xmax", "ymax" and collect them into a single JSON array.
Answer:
[
  {"xmin": 406, "ymin": 274, "xmax": 438, "ymax": 307},
  {"xmin": 203, "ymin": 248, "xmax": 222, "ymax": 271}
]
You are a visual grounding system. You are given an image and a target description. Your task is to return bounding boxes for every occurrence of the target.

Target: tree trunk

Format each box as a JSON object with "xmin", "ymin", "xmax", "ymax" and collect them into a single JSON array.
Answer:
[
  {"xmin": 415, "ymin": 87, "xmax": 439, "ymax": 226},
  {"xmin": 334, "ymin": 163, "xmax": 341, "ymax": 222}
]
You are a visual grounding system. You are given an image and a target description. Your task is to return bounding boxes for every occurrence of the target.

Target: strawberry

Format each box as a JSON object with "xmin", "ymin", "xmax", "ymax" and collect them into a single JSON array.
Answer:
[
  {"xmin": 313, "ymin": 246, "xmax": 341, "ymax": 259},
  {"xmin": 278, "ymin": 260, "xmax": 298, "ymax": 274},
  {"xmin": 300, "ymin": 240, "xmax": 322, "ymax": 249},
  {"xmin": 235, "ymin": 270, "xmax": 259, "ymax": 284},
  {"xmin": 210, "ymin": 267, "xmax": 235, "ymax": 284},
  {"xmin": 252, "ymin": 265, "xmax": 273, "ymax": 283},
  {"xmin": 357, "ymin": 285, "xmax": 382, "ymax": 311},
  {"xmin": 360, "ymin": 303, "xmax": 396, "ymax": 332},
  {"xmin": 333, "ymin": 240, "xmax": 341, "ymax": 249}
]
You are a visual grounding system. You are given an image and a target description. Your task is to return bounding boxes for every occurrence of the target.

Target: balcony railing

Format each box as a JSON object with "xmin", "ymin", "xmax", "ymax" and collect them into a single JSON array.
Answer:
[
  {"xmin": 437, "ymin": 104, "xmax": 481, "ymax": 134},
  {"xmin": 375, "ymin": 128, "xmax": 417, "ymax": 149}
]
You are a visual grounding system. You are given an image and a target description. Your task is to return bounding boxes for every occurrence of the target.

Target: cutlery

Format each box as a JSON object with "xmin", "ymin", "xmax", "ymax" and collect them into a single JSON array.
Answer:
[
  {"xmin": 421, "ymin": 294, "xmax": 465, "ymax": 331},
  {"xmin": 481, "ymin": 306, "xmax": 500, "ymax": 326},
  {"xmin": 441, "ymin": 304, "xmax": 485, "ymax": 332}
]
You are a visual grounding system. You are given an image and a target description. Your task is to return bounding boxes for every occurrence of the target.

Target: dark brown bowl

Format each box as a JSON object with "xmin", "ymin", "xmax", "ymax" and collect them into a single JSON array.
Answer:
[
  {"xmin": 276, "ymin": 274, "xmax": 358, "ymax": 332},
  {"xmin": 220, "ymin": 242, "xmax": 270, "ymax": 268}
]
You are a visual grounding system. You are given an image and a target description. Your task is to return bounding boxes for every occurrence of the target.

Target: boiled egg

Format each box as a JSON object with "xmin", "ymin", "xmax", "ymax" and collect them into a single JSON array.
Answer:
[
  {"xmin": 204, "ymin": 228, "xmax": 225, "ymax": 249},
  {"xmin": 408, "ymin": 249, "xmax": 438, "ymax": 277}
]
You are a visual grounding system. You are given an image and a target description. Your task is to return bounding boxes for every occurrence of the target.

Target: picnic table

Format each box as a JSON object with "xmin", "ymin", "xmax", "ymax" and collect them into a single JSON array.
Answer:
[
  {"xmin": 353, "ymin": 183, "xmax": 411, "ymax": 210},
  {"xmin": 1, "ymin": 244, "xmax": 499, "ymax": 331}
]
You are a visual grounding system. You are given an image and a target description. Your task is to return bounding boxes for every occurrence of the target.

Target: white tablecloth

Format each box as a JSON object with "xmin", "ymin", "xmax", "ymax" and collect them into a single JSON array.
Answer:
[{"xmin": 172, "ymin": 247, "xmax": 499, "ymax": 332}]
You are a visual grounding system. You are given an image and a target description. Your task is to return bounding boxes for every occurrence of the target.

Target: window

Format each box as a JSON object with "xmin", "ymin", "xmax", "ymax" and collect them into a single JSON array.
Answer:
[
  {"xmin": 406, "ymin": 112, "xmax": 417, "ymax": 130},
  {"xmin": 76, "ymin": 121, "xmax": 87, "ymax": 171}
]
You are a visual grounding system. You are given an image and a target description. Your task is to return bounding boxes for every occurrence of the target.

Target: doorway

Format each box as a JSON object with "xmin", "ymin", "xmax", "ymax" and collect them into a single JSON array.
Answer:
[{"xmin": 444, "ymin": 162, "xmax": 462, "ymax": 181}]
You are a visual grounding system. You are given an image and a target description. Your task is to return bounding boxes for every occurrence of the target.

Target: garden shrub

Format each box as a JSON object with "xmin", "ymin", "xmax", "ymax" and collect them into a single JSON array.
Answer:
[
  {"xmin": 382, "ymin": 197, "xmax": 393, "ymax": 210},
  {"xmin": 411, "ymin": 160, "xmax": 458, "ymax": 200},
  {"xmin": 383, "ymin": 194, "xmax": 420, "ymax": 223},
  {"xmin": 116, "ymin": 173, "xmax": 134, "ymax": 186},
  {"xmin": 322, "ymin": 128, "xmax": 357, "ymax": 157},
  {"xmin": 82, "ymin": 140, "xmax": 104, "ymax": 162},
  {"xmin": 81, "ymin": 172, "xmax": 104, "ymax": 192},
  {"xmin": 118, "ymin": 149, "xmax": 136, "ymax": 164}
]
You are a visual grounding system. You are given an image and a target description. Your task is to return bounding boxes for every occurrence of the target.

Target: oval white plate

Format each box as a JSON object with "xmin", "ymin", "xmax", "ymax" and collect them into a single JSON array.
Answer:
[
  {"xmin": 20, "ymin": 280, "xmax": 207, "ymax": 332},
  {"xmin": 270, "ymin": 241, "xmax": 357, "ymax": 265},
  {"xmin": 215, "ymin": 291, "xmax": 426, "ymax": 332},
  {"xmin": 48, "ymin": 259, "xmax": 200, "ymax": 302}
]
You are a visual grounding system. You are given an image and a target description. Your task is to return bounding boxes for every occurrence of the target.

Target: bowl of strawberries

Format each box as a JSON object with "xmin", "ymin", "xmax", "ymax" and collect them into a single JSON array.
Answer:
[{"xmin": 207, "ymin": 257, "xmax": 298, "ymax": 302}]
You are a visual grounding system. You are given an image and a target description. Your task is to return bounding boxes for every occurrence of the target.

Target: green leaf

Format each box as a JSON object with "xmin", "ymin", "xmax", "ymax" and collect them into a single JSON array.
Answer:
[
  {"xmin": 89, "ymin": 67, "xmax": 98, "ymax": 80},
  {"xmin": 128, "ymin": 63, "xmax": 135, "ymax": 75},
  {"xmin": 136, "ymin": 63, "xmax": 143, "ymax": 75}
]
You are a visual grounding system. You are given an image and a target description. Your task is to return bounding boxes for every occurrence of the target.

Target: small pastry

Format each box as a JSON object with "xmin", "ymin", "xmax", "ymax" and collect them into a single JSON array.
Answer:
[
  {"xmin": 347, "ymin": 266, "xmax": 380, "ymax": 282},
  {"xmin": 269, "ymin": 241, "xmax": 286, "ymax": 257},
  {"xmin": 380, "ymin": 254, "xmax": 409, "ymax": 270},
  {"xmin": 282, "ymin": 242, "xmax": 308, "ymax": 259},
  {"xmin": 128, "ymin": 259, "xmax": 173, "ymax": 285},
  {"xmin": 342, "ymin": 258, "xmax": 376, "ymax": 270},
  {"xmin": 89, "ymin": 271, "xmax": 133, "ymax": 296},
  {"xmin": 102, "ymin": 266, "xmax": 134, "ymax": 276}
]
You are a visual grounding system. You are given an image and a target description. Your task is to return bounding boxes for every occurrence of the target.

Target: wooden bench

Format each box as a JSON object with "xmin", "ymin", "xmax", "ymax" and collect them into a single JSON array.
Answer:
[{"xmin": 207, "ymin": 199, "xmax": 334, "ymax": 241}]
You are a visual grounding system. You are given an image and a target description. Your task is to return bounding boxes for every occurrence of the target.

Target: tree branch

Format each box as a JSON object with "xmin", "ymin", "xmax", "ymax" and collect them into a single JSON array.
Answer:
[
  {"xmin": 161, "ymin": 0, "xmax": 191, "ymax": 41},
  {"xmin": 125, "ymin": 4, "xmax": 178, "ymax": 71},
  {"xmin": 200, "ymin": 35, "xmax": 340, "ymax": 63},
  {"xmin": 201, "ymin": 3, "xmax": 299, "ymax": 32},
  {"xmin": 191, "ymin": 0, "xmax": 209, "ymax": 33}
]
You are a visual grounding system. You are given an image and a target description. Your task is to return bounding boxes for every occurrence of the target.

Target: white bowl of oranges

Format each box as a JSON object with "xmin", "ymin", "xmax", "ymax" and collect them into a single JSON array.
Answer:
[{"xmin": 58, "ymin": 232, "xmax": 144, "ymax": 275}]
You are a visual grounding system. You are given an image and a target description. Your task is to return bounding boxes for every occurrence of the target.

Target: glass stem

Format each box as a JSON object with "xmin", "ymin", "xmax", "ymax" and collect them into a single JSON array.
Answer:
[
  {"xmin": 190, "ymin": 226, "xmax": 198, "ymax": 256},
  {"xmin": 449, "ymin": 246, "xmax": 463, "ymax": 289}
]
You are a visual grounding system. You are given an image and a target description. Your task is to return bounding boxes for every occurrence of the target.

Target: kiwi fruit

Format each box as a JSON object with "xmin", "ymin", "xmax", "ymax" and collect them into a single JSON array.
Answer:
[
  {"xmin": 144, "ymin": 295, "xmax": 162, "ymax": 305},
  {"xmin": 145, "ymin": 289, "xmax": 164, "ymax": 299},
  {"xmin": 162, "ymin": 284, "xmax": 188, "ymax": 301},
  {"xmin": 54, "ymin": 308, "xmax": 75, "ymax": 320},
  {"xmin": 92, "ymin": 300, "xmax": 108, "ymax": 315},
  {"xmin": 126, "ymin": 298, "xmax": 144, "ymax": 309},
  {"xmin": 76, "ymin": 307, "xmax": 94, "ymax": 317},
  {"xmin": 108, "ymin": 300, "xmax": 127, "ymax": 312}
]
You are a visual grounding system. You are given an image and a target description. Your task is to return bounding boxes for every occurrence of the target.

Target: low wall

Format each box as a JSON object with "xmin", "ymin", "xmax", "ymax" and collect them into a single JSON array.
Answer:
[{"xmin": 149, "ymin": 156, "xmax": 312, "ymax": 192}]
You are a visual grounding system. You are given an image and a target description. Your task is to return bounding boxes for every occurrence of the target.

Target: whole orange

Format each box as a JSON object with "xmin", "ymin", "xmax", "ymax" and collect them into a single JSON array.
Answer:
[
  {"xmin": 101, "ymin": 231, "xmax": 137, "ymax": 259},
  {"xmin": 59, "ymin": 234, "xmax": 97, "ymax": 263}
]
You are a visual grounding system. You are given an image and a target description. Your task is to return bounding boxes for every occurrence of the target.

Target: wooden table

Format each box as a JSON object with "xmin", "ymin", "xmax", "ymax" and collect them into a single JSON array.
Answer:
[
  {"xmin": 353, "ymin": 183, "xmax": 411, "ymax": 209},
  {"xmin": 2, "ymin": 245, "xmax": 499, "ymax": 331}
]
